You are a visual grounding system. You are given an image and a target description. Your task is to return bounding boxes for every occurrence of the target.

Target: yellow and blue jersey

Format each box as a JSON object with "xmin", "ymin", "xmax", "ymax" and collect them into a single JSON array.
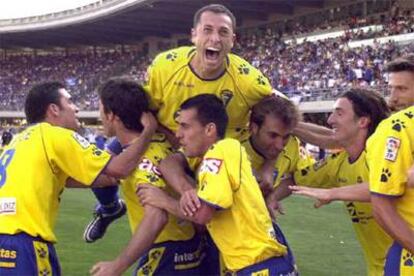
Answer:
[
  {"xmin": 0, "ymin": 123, "xmax": 111, "ymax": 242},
  {"xmin": 196, "ymin": 138, "xmax": 286, "ymax": 271},
  {"xmin": 121, "ymin": 133, "xmax": 195, "ymax": 244},
  {"xmin": 242, "ymin": 136, "xmax": 314, "ymax": 188},
  {"xmin": 294, "ymin": 150, "xmax": 393, "ymax": 275},
  {"xmin": 368, "ymin": 106, "xmax": 414, "ymax": 230},
  {"xmin": 145, "ymin": 46, "xmax": 272, "ymax": 141}
]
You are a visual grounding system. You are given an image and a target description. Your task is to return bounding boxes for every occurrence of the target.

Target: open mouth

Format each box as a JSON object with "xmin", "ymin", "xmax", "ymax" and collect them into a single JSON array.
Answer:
[{"xmin": 205, "ymin": 47, "xmax": 220, "ymax": 61}]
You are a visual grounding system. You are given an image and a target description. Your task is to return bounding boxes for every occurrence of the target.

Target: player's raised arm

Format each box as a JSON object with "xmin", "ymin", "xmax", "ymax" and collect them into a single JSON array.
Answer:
[{"xmin": 104, "ymin": 112, "xmax": 157, "ymax": 178}]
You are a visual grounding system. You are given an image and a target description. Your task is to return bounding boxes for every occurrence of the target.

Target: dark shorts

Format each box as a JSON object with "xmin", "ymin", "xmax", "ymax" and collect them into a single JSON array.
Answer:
[
  {"xmin": 135, "ymin": 234, "xmax": 208, "ymax": 275},
  {"xmin": 0, "ymin": 232, "xmax": 61, "ymax": 276},
  {"xmin": 384, "ymin": 241, "xmax": 414, "ymax": 276}
]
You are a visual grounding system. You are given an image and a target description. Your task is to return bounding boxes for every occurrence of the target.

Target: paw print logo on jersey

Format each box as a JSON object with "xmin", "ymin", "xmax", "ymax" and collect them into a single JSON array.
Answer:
[
  {"xmin": 36, "ymin": 247, "xmax": 47, "ymax": 258},
  {"xmin": 330, "ymin": 152, "xmax": 340, "ymax": 159},
  {"xmin": 145, "ymin": 173, "xmax": 159, "ymax": 183},
  {"xmin": 166, "ymin": 51, "xmax": 178, "ymax": 62},
  {"xmin": 238, "ymin": 64, "xmax": 250, "ymax": 75},
  {"xmin": 403, "ymin": 251, "xmax": 414, "ymax": 267},
  {"xmin": 39, "ymin": 268, "xmax": 51, "ymax": 276},
  {"xmin": 380, "ymin": 168, "xmax": 392, "ymax": 182},
  {"xmin": 300, "ymin": 167, "xmax": 310, "ymax": 176},
  {"xmin": 405, "ymin": 111, "xmax": 414, "ymax": 119},
  {"xmin": 391, "ymin": 119, "xmax": 406, "ymax": 132},
  {"xmin": 256, "ymin": 75, "xmax": 266, "ymax": 86},
  {"xmin": 346, "ymin": 202, "xmax": 359, "ymax": 223}
]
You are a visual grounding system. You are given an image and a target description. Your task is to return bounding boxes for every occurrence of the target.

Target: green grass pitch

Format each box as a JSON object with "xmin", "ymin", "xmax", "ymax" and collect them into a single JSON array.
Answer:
[{"xmin": 55, "ymin": 189, "xmax": 365, "ymax": 275}]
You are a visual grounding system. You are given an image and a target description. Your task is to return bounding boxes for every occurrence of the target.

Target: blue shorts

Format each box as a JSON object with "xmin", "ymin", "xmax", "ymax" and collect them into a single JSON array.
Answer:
[
  {"xmin": 0, "ymin": 232, "xmax": 60, "ymax": 276},
  {"xmin": 384, "ymin": 241, "xmax": 414, "ymax": 276},
  {"xmin": 135, "ymin": 234, "xmax": 208, "ymax": 275}
]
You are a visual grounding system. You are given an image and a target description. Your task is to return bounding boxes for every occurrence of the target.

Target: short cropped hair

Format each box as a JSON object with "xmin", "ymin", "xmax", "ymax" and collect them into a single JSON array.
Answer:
[
  {"xmin": 180, "ymin": 94, "xmax": 228, "ymax": 139},
  {"xmin": 25, "ymin": 81, "xmax": 65, "ymax": 124},
  {"xmin": 193, "ymin": 4, "xmax": 236, "ymax": 30},
  {"xmin": 385, "ymin": 54, "xmax": 414, "ymax": 73}
]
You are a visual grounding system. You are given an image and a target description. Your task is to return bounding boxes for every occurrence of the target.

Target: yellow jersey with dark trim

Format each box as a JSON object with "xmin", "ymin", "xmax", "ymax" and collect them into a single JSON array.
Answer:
[
  {"xmin": 121, "ymin": 133, "xmax": 195, "ymax": 243},
  {"xmin": 368, "ymin": 106, "xmax": 414, "ymax": 230},
  {"xmin": 145, "ymin": 46, "xmax": 272, "ymax": 141},
  {"xmin": 0, "ymin": 123, "xmax": 111, "ymax": 242},
  {"xmin": 196, "ymin": 138, "xmax": 286, "ymax": 271},
  {"xmin": 294, "ymin": 150, "xmax": 392, "ymax": 276},
  {"xmin": 242, "ymin": 136, "xmax": 314, "ymax": 188}
]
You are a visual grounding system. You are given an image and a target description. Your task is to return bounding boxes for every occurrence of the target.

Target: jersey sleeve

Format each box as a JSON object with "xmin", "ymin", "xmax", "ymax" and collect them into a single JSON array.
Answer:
[
  {"xmin": 368, "ymin": 117, "xmax": 412, "ymax": 196},
  {"xmin": 44, "ymin": 126, "xmax": 111, "ymax": 186},
  {"xmin": 145, "ymin": 54, "xmax": 165, "ymax": 111},
  {"xmin": 294, "ymin": 152, "xmax": 341, "ymax": 188},
  {"xmin": 197, "ymin": 145, "xmax": 234, "ymax": 209}
]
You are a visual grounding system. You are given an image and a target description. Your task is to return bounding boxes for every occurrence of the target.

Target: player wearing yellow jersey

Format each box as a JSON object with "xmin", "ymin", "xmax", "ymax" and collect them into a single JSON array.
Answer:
[
  {"xmin": 243, "ymin": 95, "xmax": 313, "ymax": 208},
  {"xmin": 366, "ymin": 56, "xmax": 414, "ymax": 276},
  {"xmin": 89, "ymin": 79, "xmax": 204, "ymax": 276},
  {"xmin": 86, "ymin": 3, "xmax": 275, "ymax": 242},
  {"xmin": 0, "ymin": 81, "xmax": 156, "ymax": 275},
  {"xmin": 138, "ymin": 95, "xmax": 296, "ymax": 275},
  {"xmin": 288, "ymin": 88, "xmax": 391, "ymax": 275}
]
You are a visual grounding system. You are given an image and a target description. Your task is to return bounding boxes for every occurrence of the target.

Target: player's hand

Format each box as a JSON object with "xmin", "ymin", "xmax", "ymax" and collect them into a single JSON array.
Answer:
[
  {"xmin": 136, "ymin": 183, "xmax": 166, "ymax": 209},
  {"xmin": 141, "ymin": 112, "xmax": 158, "ymax": 135},
  {"xmin": 408, "ymin": 165, "xmax": 414, "ymax": 188},
  {"xmin": 180, "ymin": 188, "xmax": 200, "ymax": 216},
  {"xmin": 90, "ymin": 261, "xmax": 122, "ymax": 276},
  {"xmin": 289, "ymin": 185, "xmax": 332, "ymax": 208},
  {"xmin": 266, "ymin": 192, "xmax": 285, "ymax": 221}
]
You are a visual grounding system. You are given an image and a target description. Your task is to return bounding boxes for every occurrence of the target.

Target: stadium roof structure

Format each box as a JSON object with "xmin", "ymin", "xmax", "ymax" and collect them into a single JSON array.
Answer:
[{"xmin": 0, "ymin": 0, "xmax": 325, "ymax": 49}]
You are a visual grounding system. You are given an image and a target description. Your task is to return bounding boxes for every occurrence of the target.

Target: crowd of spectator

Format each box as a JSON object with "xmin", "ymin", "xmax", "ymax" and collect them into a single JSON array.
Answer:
[{"xmin": 0, "ymin": 8, "xmax": 413, "ymax": 111}]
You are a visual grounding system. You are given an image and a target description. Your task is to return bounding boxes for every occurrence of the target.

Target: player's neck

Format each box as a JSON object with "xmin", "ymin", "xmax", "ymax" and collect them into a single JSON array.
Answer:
[
  {"xmin": 190, "ymin": 55, "xmax": 226, "ymax": 80},
  {"xmin": 116, "ymin": 128, "xmax": 141, "ymax": 147},
  {"xmin": 343, "ymin": 134, "xmax": 366, "ymax": 163}
]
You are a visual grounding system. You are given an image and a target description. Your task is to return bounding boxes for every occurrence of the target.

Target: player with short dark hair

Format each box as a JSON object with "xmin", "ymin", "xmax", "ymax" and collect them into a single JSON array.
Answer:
[
  {"xmin": 0, "ymin": 81, "xmax": 156, "ymax": 275},
  {"xmin": 85, "ymin": 3, "xmax": 277, "ymax": 243},
  {"xmin": 90, "ymin": 78, "xmax": 205, "ymax": 276},
  {"xmin": 138, "ymin": 94, "xmax": 297, "ymax": 275}
]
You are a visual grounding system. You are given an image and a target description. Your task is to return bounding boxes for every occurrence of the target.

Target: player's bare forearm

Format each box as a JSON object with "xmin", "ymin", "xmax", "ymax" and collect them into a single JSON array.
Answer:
[
  {"xmin": 159, "ymin": 153, "xmax": 195, "ymax": 194},
  {"xmin": 272, "ymin": 178, "xmax": 294, "ymax": 201},
  {"xmin": 137, "ymin": 183, "xmax": 213, "ymax": 225},
  {"xmin": 113, "ymin": 205, "xmax": 168, "ymax": 273},
  {"xmin": 371, "ymin": 195, "xmax": 414, "ymax": 253},
  {"xmin": 330, "ymin": 183, "xmax": 370, "ymax": 202},
  {"xmin": 157, "ymin": 124, "xmax": 180, "ymax": 149},
  {"xmin": 105, "ymin": 112, "xmax": 157, "ymax": 178},
  {"xmin": 293, "ymin": 122, "xmax": 339, "ymax": 149}
]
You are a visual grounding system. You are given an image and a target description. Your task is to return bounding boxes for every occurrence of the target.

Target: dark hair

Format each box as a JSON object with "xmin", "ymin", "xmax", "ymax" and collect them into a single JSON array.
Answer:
[
  {"xmin": 385, "ymin": 54, "xmax": 414, "ymax": 73},
  {"xmin": 250, "ymin": 95, "xmax": 301, "ymax": 130},
  {"xmin": 98, "ymin": 78, "xmax": 149, "ymax": 132},
  {"xmin": 340, "ymin": 88, "xmax": 390, "ymax": 136},
  {"xmin": 193, "ymin": 4, "xmax": 236, "ymax": 30},
  {"xmin": 1, "ymin": 131, "xmax": 13, "ymax": 146},
  {"xmin": 180, "ymin": 94, "xmax": 228, "ymax": 139},
  {"xmin": 25, "ymin": 81, "xmax": 65, "ymax": 124}
]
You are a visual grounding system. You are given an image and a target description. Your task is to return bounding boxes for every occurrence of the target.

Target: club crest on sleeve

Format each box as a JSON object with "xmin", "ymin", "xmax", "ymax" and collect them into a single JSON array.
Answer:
[
  {"xmin": 199, "ymin": 158, "xmax": 223, "ymax": 175},
  {"xmin": 384, "ymin": 137, "xmax": 400, "ymax": 162},
  {"xmin": 72, "ymin": 133, "xmax": 90, "ymax": 149}
]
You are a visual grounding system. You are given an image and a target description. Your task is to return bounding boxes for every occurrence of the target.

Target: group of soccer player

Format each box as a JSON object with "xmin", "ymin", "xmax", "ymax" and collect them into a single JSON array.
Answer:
[{"xmin": 0, "ymin": 3, "xmax": 414, "ymax": 276}]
